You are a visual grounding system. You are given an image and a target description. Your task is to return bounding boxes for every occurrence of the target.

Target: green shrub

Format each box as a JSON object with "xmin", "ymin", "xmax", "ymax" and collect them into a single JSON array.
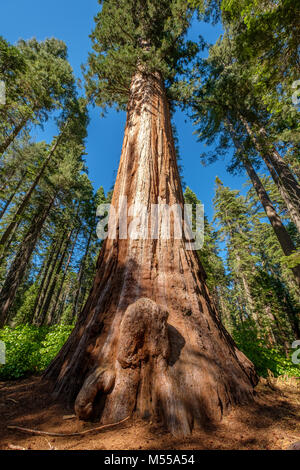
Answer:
[
  {"xmin": 0, "ymin": 325, "xmax": 48, "ymax": 379},
  {"xmin": 0, "ymin": 323, "xmax": 73, "ymax": 380},
  {"xmin": 0, "ymin": 322, "xmax": 299, "ymax": 380},
  {"xmin": 39, "ymin": 323, "xmax": 74, "ymax": 370},
  {"xmin": 233, "ymin": 326, "xmax": 300, "ymax": 378}
]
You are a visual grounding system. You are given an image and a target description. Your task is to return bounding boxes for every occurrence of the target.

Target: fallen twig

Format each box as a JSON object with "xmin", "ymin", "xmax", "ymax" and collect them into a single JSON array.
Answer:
[
  {"xmin": 7, "ymin": 416, "xmax": 130, "ymax": 437},
  {"xmin": 44, "ymin": 438, "xmax": 57, "ymax": 450},
  {"xmin": 63, "ymin": 414, "xmax": 76, "ymax": 420},
  {"xmin": 8, "ymin": 444, "xmax": 26, "ymax": 451}
]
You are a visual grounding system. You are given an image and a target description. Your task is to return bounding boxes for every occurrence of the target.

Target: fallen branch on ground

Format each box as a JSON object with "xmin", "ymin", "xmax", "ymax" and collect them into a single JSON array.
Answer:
[
  {"xmin": 8, "ymin": 444, "xmax": 26, "ymax": 450},
  {"xmin": 7, "ymin": 416, "xmax": 130, "ymax": 437},
  {"xmin": 6, "ymin": 398, "xmax": 18, "ymax": 404}
]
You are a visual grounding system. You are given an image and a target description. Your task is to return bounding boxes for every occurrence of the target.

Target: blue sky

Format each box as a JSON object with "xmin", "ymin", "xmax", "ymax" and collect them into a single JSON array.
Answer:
[{"xmin": 0, "ymin": 0, "xmax": 249, "ymax": 221}]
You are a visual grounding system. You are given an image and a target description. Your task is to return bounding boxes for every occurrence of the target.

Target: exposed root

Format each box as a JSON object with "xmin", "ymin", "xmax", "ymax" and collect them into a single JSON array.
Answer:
[{"xmin": 75, "ymin": 366, "xmax": 115, "ymax": 420}]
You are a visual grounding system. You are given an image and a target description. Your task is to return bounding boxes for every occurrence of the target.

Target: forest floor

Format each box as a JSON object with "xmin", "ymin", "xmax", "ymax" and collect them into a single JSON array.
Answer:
[{"xmin": 0, "ymin": 376, "xmax": 299, "ymax": 451}]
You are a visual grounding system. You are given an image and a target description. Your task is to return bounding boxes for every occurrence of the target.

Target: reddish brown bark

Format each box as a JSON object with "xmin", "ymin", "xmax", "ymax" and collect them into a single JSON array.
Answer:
[{"xmin": 45, "ymin": 71, "xmax": 257, "ymax": 435}]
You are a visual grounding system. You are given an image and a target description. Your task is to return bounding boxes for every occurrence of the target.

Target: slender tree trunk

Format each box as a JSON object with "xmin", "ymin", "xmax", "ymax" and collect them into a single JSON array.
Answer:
[
  {"xmin": 30, "ymin": 231, "xmax": 66, "ymax": 324},
  {"xmin": 0, "ymin": 133, "xmax": 63, "ymax": 251},
  {"xmin": 239, "ymin": 115, "xmax": 300, "ymax": 222},
  {"xmin": 242, "ymin": 155, "xmax": 300, "ymax": 293},
  {"xmin": 72, "ymin": 230, "xmax": 93, "ymax": 319},
  {"xmin": 227, "ymin": 116, "xmax": 300, "ymax": 232},
  {"xmin": 217, "ymin": 289, "xmax": 232, "ymax": 330},
  {"xmin": 231, "ymin": 240, "xmax": 258, "ymax": 323},
  {"xmin": 0, "ymin": 171, "xmax": 27, "ymax": 221},
  {"xmin": 263, "ymin": 154, "xmax": 300, "ymax": 233},
  {"xmin": 286, "ymin": 151, "xmax": 300, "ymax": 181},
  {"xmin": 226, "ymin": 117, "xmax": 300, "ymax": 290},
  {"xmin": 240, "ymin": 269, "xmax": 255, "ymax": 318},
  {"xmin": 0, "ymin": 196, "xmax": 55, "ymax": 327},
  {"xmin": 284, "ymin": 294, "xmax": 300, "ymax": 340},
  {"xmin": 33, "ymin": 232, "xmax": 67, "ymax": 325},
  {"xmin": 0, "ymin": 116, "xmax": 28, "ymax": 156},
  {"xmin": 49, "ymin": 228, "xmax": 80, "ymax": 325},
  {"xmin": 45, "ymin": 70, "xmax": 257, "ymax": 435},
  {"xmin": 264, "ymin": 306, "xmax": 277, "ymax": 347},
  {"xmin": 38, "ymin": 229, "xmax": 73, "ymax": 326},
  {"xmin": 0, "ymin": 167, "xmax": 18, "ymax": 192},
  {"xmin": 57, "ymin": 292, "xmax": 68, "ymax": 322},
  {"xmin": 0, "ymin": 217, "xmax": 24, "ymax": 268},
  {"xmin": 260, "ymin": 127, "xmax": 300, "ymax": 198}
]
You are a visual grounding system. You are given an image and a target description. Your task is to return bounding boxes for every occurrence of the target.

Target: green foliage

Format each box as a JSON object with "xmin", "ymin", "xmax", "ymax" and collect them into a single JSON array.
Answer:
[
  {"xmin": 0, "ymin": 36, "xmax": 26, "ymax": 79},
  {"xmin": 233, "ymin": 324, "xmax": 300, "ymax": 378},
  {"xmin": 0, "ymin": 324, "xmax": 73, "ymax": 379},
  {"xmin": 85, "ymin": 0, "xmax": 199, "ymax": 111},
  {"xmin": 0, "ymin": 325, "xmax": 48, "ymax": 379},
  {"xmin": 14, "ymin": 283, "xmax": 39, "ymax": 325},
  {"xmin": 0, "ymin": 37, "xmax": 76, "ymax": 155},
  {"xmin": 184, "ymin": 186, "xmax": 227, "ymax": 292},
  {"xmin": 38, "ymin": 324, "xmax": 74, "ymax": 370},
  {"xmin": 0, "ymin": 2, "xmax": 299, "ymax": 386},
  {"xmin": 282, "ymin": 251, "xmax": 300, "ymax": 270},
  {"xmin": 221, "ymin": 0, "xmax": 299, "ymax": 108}
]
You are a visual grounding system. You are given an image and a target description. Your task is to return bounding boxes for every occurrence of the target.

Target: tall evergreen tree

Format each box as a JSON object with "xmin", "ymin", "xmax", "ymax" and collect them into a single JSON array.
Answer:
[{"xmin": 45, "ymin": 0, "xmax": 257, "ymax": 436}]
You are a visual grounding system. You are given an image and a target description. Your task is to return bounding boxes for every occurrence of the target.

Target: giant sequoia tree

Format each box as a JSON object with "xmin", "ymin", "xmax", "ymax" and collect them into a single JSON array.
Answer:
[{"xmin": 45, "ymin": 0, "xmax": 257, "ymax": 435}]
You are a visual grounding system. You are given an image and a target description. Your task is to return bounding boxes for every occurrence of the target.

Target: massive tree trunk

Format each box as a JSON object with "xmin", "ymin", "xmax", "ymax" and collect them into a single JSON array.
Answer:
[{"xmin": 45, "ymin": 71, "xmax": 258, "ymax": 436}]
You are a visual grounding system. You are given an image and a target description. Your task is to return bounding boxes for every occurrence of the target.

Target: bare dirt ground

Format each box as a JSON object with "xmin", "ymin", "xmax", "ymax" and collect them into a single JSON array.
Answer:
[{"xmin": 0, "ymin": 376, "xmax": 299, "ymax": 450}]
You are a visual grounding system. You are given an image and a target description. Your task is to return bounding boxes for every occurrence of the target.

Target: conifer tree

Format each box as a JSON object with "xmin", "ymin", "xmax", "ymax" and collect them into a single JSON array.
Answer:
[{"xmin": 45, "ymin": 0, "xmax": 257, "ymax": 436}]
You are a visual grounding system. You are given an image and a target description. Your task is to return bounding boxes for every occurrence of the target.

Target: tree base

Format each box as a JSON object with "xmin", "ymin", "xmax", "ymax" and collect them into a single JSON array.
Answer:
[{"xmin": 46, "ymin": 297, "xmax": 258, "ymax": 436}]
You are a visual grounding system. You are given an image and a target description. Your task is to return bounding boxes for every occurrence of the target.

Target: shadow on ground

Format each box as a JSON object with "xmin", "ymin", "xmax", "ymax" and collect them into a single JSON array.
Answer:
[{"xmin": 0, "ymin": 376, "xmax": 299, "ymax": 450}]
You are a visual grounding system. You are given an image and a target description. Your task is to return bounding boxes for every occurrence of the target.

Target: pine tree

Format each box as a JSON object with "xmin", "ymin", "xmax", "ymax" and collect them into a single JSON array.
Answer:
[
  {"xmin": 188, "ymin": 33, "xmax": 300, "ymax": 285},
  {"xmin": 213, "ymin": 179, "xmax": 300, "ymax": 342}
]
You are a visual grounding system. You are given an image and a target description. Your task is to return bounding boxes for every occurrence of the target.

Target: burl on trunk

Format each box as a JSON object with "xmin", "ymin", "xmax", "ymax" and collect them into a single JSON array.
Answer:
[{"xmin": 45, "ymin": 71, "xmax": 258, "ymax": 435}]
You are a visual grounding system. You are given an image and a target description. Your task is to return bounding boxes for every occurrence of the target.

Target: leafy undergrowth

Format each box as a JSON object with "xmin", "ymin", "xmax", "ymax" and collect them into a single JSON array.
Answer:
[
  {"xmin": 233, "ymin": 328, "xmax": 300, "ymax": 378},
  {"xmin": 0, "ymin": 324, "xmax": 74, "ymax": 380},
  {"xmin": 0, "ymin": 323, "xmax": 299, "ymax": 380}
]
